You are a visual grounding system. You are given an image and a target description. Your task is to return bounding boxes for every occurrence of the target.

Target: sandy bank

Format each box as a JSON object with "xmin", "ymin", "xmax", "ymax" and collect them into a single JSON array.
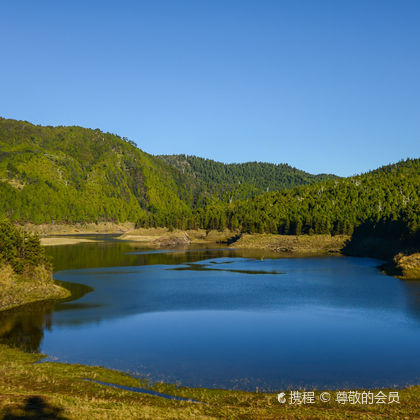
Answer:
[
  {"xmin": 22, "ymin": 222, "xmax": 135, "ymax": 236},
  {"xmin": 118, "ymin": 228, "xmax": 236, "ymax": 247},
  {"xmin": 40, "ymin": 237, "xmax": 96, "ymax": 246}
]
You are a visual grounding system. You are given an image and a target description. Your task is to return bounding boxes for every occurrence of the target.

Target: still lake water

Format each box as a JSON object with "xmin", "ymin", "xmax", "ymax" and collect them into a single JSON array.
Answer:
[{"xmin": 1, "ymin": 238, "xmax": 420, "ymax": 391}]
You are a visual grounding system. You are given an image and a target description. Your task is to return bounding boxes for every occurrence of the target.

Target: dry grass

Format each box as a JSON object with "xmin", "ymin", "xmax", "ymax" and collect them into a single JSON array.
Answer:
[
  {"xmin": 231, "ymin": 233, "xmax": 349, "ymax": 255},
  {"xmin": 40, "ymin": 237, "xmax": 96, "ymax": 246},
  {"xmin": 394, "ymin": 252, "xmax": 420, "ymax": 280},
  {"xmin": 119, "ymin": 228, "xmax": 236, "ymax": 247},
  {"xmin": 22, "ymin": 222, "xmax": 136, "ymax": 236},
  {"xmin": 0, "ymin": 345, "xmax": 419, "ymax": 419},
  {"xmin": 0, "ymin": 265, "xmax": 70, "ymax": 311}
]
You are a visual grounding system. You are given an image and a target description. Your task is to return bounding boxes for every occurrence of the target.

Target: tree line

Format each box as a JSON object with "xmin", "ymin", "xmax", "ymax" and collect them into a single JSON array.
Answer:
[
  {"xmin": 0, "ymin": 118, "xmax": 418, "ymax": 249},
  {"xmin": 0, "ymin": 218, "xmax": 47, "ymax": 275},
  {"xmin": 136, "ymin": 158, "xmax": 420, "ymax": 246}
]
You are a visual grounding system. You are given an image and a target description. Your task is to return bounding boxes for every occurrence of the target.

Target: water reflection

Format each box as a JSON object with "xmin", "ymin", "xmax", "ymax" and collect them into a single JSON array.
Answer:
[
  {"xmin": 401, "ymin": 279, "xmax": 420, "ymax": 320},
  {"xmin": 0, "ymin": 238, "xmax": 419, "ymax": 390},
  {"xmin": 46, "ymin": 239, "xmax": 277, "ymax": 271},
  {"xmin": 0, "ymin": 301, "xmax": 53, "ymax": 352},
  {"xmin": 0, "ymin": 278, "xmax": 92, "ymax": 352}
]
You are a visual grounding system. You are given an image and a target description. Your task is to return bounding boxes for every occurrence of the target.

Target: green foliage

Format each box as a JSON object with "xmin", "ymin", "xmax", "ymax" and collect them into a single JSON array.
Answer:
[
  {"xmin": 136, "ymin": 158, "xmax": 420, "ymax": 245},
  {"xmin": 210, "ymin": 159, "xmax": 419, "ymax": 241},
  {"xmin": 158, "ymin": 154, "xmax": 336, "ymax": 202},
  {"xmin": 0, "ymin": 117, "xmax": 332, "ymax": 225},
  {"xmin": 0, "ymin": 218, "xmax": 47, "ymax": 273},
  {"xmin": 0, "ymin": 117, "xmax": 418, "ymax": 249},
  {"xmin": 0, "ymin": 118, "xmax": 191, "ymax": 223}
]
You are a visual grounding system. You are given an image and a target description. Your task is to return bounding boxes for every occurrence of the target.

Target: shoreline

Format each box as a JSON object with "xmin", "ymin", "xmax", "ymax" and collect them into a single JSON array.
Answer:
[
  {"xmin": 0, "ymin": 265, "xmax": 70, "ymax": 312},
  {"xmin": 0, "ymin": 344, "xmax": 419, "ymax": 419},
  {"xmin": 33, "ymin": 223, "xmax": 351, "ymax": 254},
  {"xmin": 2, "ymin": 232, "xmax": 419, "ymax": 418},
  {"xmin": 40, "ymin": 237, "xmax": 98, "ymax": 246},
  {"xmin": 22, "ymin": 221, "xmax": 136, "ymax": 236},
  {"xmin": 3, "ymin": 235, "xmax": 417, "ymax": 315},
  {"xmin": 34, "ymin": 225, "xmax": 419, "ymax": 279},
  {"xmin": 3, "ymin": 231, "xmax": 350, "ymax": 313},
  {"xmin": 0, "ymin": 284, "xmax": 69, "ymax": 312}
]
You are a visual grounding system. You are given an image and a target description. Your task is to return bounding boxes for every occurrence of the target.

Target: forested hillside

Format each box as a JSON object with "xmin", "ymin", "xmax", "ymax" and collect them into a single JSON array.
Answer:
[
  {"xmin": 0, "ymin": 118, "xmax": 418, "ymax": 247},
  {"xmin": 0, "ymin": 118, "xmax": 194, "ymax": 223},
  {"xmin": 139, "ymin": 158, "xmax": 420, "ymax": 249},
  {"xmin": 158, "ymin": 154, "xmax": 336, "ymax": 201},
  {"xmin": 0, "ymin": 217, "xmax": 69, "ymax": 310},
  {"xmin": 0, "ymin": 118, "xmax": 333, "ymax": 223}
]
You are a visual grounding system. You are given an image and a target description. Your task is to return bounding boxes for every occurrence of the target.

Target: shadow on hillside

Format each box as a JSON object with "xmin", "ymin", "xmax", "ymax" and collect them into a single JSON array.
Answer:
[
  {"xmin": 3, "ymin": 396, "xmax": 68, "ymax": 419},
  {"xmin": 341, "ymin": 219, "xmax": 407, "ymax": 261},
  {"xmin": 225, "ymin": 234, "xmax": 242, "ymax": 245}
]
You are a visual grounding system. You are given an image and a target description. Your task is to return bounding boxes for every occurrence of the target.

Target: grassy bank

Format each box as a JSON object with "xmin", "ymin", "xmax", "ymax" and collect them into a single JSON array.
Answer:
[
  {"xmin": 230, "ymin": 233, "xmax": 349, "ymax": 255},
  {"xmin": 24, "ymin": 223, "xmax": 420, "ymax": 283},
  {"xmin": 59, "ymin": 226, "xmax": 348, "ymax": 254},
  {"xmin": 118, "ymin": 227, "xmax": 237, "ymax": 247},
  {"xmin": 0, "ymin": 264, "xmax": 70, "ymax": 311},
  {"xmin": 380, "ymin": 252, "xmax": 420, "ymax": 280},
  {"xmin": 0, "ymin": 219, "xmax": 70, "ymax": 311},
  {"xmin": 0, "ymin": 345, "xmax": 419, "ymax": 419},
  {"xmin": 20, "ymin": 222, "xmax": 420, "ymax": 280},
  {"xmin": 393, "ymin": 253, "xmax": 420, "ymax": 279},
  {"xmin": 22, "ymin": 222, "xmax": 136, "ymax": 236},
  {"xmin": 40, "ymin": 237, "xmax": 97, "ymax": 246}
]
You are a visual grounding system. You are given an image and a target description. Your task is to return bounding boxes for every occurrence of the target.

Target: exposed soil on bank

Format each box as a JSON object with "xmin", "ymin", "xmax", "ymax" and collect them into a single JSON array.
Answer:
[
  {"xmin": 24, "ymin": 223, "xmax": 420, "ymax": 280},
  {"xmin": 22, "ymin": 222, "xmax": 136, "ymax": 236}
]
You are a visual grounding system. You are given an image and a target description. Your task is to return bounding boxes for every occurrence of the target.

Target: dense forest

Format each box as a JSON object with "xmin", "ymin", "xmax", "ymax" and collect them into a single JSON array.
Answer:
[
  {"xmin": 0, "ymin": 118, "xmax": 419, "ymax": 252},
  {"xmin": 0, "ymin": 118, "xmax": 191, "ymax": 223},
  {"xmin": 139, "ymin": 159, "xmax": 420, "ymax": 244},
  {"xmin": 0, "ymin": 218, "xmax": 47, "ymax": 275},
  {"xmin": 0, "ymin": 117, "xmax": 333, "ymax": 223},
  {"xmin": 158, "ymin": 154, "xmax": 336, "ymax": 201}
]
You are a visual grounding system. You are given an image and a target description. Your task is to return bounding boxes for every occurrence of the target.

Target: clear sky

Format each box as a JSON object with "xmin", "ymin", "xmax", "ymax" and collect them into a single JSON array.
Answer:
[{"xmin": 1, "ymin": 0, "xmax": 419, "ymax": 176}]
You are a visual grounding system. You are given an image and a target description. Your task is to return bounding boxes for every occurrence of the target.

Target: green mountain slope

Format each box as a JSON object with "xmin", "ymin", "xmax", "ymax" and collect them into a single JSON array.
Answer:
[
  {"xmin": 0, "ymin": 118, "xmax": 192, "ymax": 223},
  {"xmin": 0, "ymin": 118, "xmax": 335, "ymax": 224},
  {"xmin": 194, "ymin": 158, "xmax": 420, "ymax": 240},
  {"xmin": 0, "ymin": 117, "xmax": 418, "ymax": 243},
  {"xmin": 158, "ymin": 154, "xmax": 336, "ymax": 201}
]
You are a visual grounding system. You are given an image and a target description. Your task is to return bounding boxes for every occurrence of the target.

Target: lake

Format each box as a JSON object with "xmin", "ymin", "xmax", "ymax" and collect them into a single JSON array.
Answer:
[{"xmin": 1, "ymin": 237, "xmax": 420, "ymax": 391}]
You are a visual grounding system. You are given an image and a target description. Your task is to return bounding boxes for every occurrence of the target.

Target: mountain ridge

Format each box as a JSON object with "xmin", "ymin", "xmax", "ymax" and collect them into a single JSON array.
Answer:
[
  {"xmin": 157, "ymin": 154, "xmax": 337, "ymax": 201},
  {"xmin": 0, "ymin": 117, "xmax": 336, "ymax": 222},
  {"xmin": 0, "ymin": 117, "xmax": 418, "ymax": 248}
]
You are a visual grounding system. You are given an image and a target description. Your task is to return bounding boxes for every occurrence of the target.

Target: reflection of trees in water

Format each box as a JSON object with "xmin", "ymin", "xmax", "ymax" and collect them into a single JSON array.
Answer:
[
  {"xmin": 45, "ymin": 240, "xmax": 270, "ymax": 272},
  {"xmin": 401, "ymin": 280, "xmax": 420, "ymax": 321},
  {"xmin": 0, "ymin": 301, "xmax": 55, "ymax": 352},
  {"xmin": 0, "ymin": 278, "xmax": 94, "ymax": 352},
  {"xmin": 0, "ymin": 280, "xmax": 94, "ymax": 352}
]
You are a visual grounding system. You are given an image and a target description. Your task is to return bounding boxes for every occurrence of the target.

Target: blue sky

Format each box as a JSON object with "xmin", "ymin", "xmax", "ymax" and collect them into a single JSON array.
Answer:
[{"xmin": 1, "ymin": 0, "xmax": 419, "ymax": 176}]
